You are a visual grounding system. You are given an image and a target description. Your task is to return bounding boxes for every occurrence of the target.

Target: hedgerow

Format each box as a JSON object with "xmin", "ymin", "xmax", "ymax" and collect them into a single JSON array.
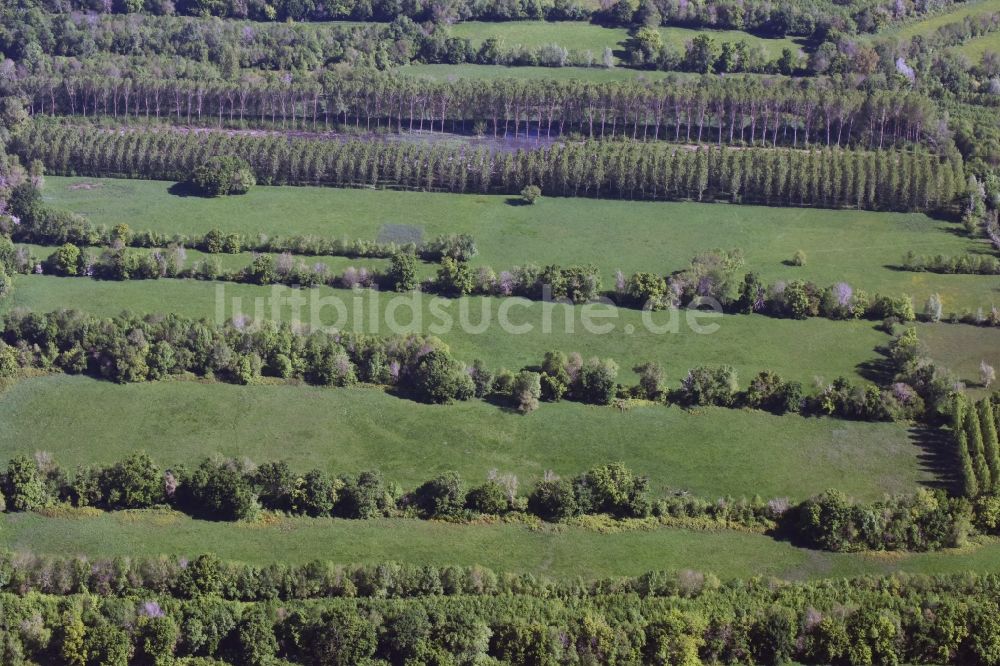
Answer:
[{"xmin": 0, "ymin": 453, "xmax": 979, "ymax": 552}]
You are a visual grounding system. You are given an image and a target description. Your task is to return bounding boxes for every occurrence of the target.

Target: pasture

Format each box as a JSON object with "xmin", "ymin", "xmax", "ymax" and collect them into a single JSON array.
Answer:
[
  {"xmin": 42, "ymin": 177, "xmax": 1000, "ymax": 313},
  {"xmin": 399, "ymin": 63, "xmax": 681, "ymax": 81},
  {"xmin": 8, "ymin": 510, "xmax": 1000, "ymax": 581},
  {"xmin": 0, "ymin": 374, "xmax": 935, "ymax": 500},
  {"xmin": 447, "ymin": 20, "xmax": 804, "ymax": 59}
]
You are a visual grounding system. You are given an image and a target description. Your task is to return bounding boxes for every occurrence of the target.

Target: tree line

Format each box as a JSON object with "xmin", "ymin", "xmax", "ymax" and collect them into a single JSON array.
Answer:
[
  {"xmin": 12, "ymin": 121, "xmax": 963, "ymax": 211},
  {"xmin": 15, "ymin": 0, "xmax": 966, "ymax": 37},
  {"xmin": 11, "ymin": 558, "xmax": 1000, "ymax": 664},
  {"xmin": 9, "ymin": 572, "xmax": 1000, "ymax": 666},
  {"xmin": 0, "ymin": 451, "xmax": 978, "ymax": 553},
  {"xmin": 901, "ymin": 250, "xmax": 1000, "ymax": 275},
  {"xmin": 0, "ymin": 308, "xmax": 956, "ymax": 426},
  {"xmin": 13, "ymin": 68, "xmax": 943, "ymax": 150},
  {"xmin": 1, "ymin": 453, "xmax": 646, "ymax": 522},
  {"xmin": 5, "ymin": 6, "xmax": 990, "ymax": 103},
  {"xmin": 16, "ymin": 233, "xmax": 972, "ymax": 333},
  {"xmin": 952, "ymin": 395, "xmax": 1000, "ymax": 498}
]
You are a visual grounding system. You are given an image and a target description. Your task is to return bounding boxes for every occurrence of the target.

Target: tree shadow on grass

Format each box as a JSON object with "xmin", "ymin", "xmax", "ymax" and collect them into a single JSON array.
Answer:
[
  {"xmin": 483, "ymin": 394, "xmax": 521, "ymax": 414},
  {"xmin": 504, "ymin": 197, "xmax": 532, "ymax": 207},
  {"xmin": 856, "ymin": 356, "xmax": 896, "ymax": 386},
  {"xmin": 381, "ymin": 386, "xmax": 519, "ymax": 414},
  {"xmin": 167, "ymin": 181, "xmax": 204, "ymax": 198},
  {"xmin": 908, "ymin": 424, "xmax": 958, "ymax": 493}
]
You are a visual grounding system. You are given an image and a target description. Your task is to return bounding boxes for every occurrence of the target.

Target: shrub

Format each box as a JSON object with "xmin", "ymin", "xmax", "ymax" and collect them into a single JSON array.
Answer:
[
  {"xmin": 578, "ymin": 463, "xmax": 650, "ymax": 518},
  {"xmin": 459, "ymin": 359, "xmax": 492, "ymax": 398},
  {"xmin": 97, "ymin": 452, "xmax": 163, "ymax": 510},
  {"xmin": 410, "ymin": 350, "xmax": 475, "ymax": 404},
  {"xmin": 575, "ymin": 357, "xmax": 619, "ymax": 405},
  {"xmin": 245, "ymin": 254, "xmax": 276, "ymax": 285},
  {"xmin": 633, "ymin": 362, "xmax": 666, "ymax": 400},
  {"xmin": 336, "ymin": 470, "xmax": 391, "ymax": 519},
  {"xmin": 436, "ymin": 257, "xmax": 474, "ymax": 295},
  {"xmin": 626, "ymin": 272, "xmax": 668, "ymax": 308},
  {"xmin": 465, "ymin": 480, "xmax": 510, "ymax": 514},
  {"xmin": 421, "ymin": 234, "xmax": 477, "ymax": 262},
  {"xmin": 869, "ymin": 294, "xmax": 916, "ymax": 321},
  {"xmin": 412, "ymin": 471, "xmax": 465, "ymax": 518},
  {"xmin": 923, "ymin": 293, "xmax": 944, "ymax": 322},
  {"xmin": 520, "ymin": 185, "xmax": 541, "ymax": 204},
  {"xmin": 679, "ymin": 365, "xmax": 739, "ymax": 406},
  {"xmin": 528, "ymin": 476, "xmax": 578, "ymax": 521},
  {"xmin": 791, "ymin": 249, "xmax": 807, "ymax": 266},
  {"xmin": 291, "ymin": 469, "xmax": 338, "ymax": 517},
  {"xmin": 2, "ymin": 454, "xmax": 50, "ymax": 511},
  {"xmin": 744, "ymin": 371, "xmax": 801, "ymax": 414},
  {"xmin": 512, "ymin": 370, "xmax": 542, "ymax": 413},
  {"xmin": 388, "ymin": 252, "xmax": 418, "ymax": 292},
  {"xmin": 46, "ymin": 243, "xmax": 82, "ymax": 276},
  {"xmin": 183, "ymin": 459, "xmax": 259, "ymax": 521}
]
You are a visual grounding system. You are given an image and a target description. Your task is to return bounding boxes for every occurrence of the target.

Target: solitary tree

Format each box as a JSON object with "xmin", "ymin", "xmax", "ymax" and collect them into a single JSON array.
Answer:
[
  {"xmin": 191, "ymin": 156, "xmax": 256, "ymax": 196},
  {"xmin": 388, "ymin": 252, "xmax": 418, "ymax": 291},
  {"xmin": 520, "ymin": 185, "xmax": 542, "ymax": 204}
]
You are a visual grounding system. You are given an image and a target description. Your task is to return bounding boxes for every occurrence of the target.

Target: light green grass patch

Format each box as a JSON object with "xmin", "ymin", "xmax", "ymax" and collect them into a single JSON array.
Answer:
[
  {"xmin": 6, "ymin": 511, "xmax": 1000, "ymax": 581},
  {"xmin": 399, "ymin": 63, "xmax": 681, "ymax": 81},
  {"xmin": 446, "ymin": 21, "xmax": 803, "ymax": 60},
  {"xmin": 877, "ymin": 0, "xmax": 1000, "ymax": 40},
  {"xmin": 917, "ymin": 321, "xmax": 1000, "ymax": 395},
  {"xmin": 954, "ymin": 31, "xmax": 1000, "ymax": 60}
]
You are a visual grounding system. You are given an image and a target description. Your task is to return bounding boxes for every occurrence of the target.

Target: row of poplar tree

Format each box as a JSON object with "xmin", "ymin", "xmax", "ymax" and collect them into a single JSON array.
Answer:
[
  {"xmin": 13, "ymin": 121, "xmax": 963, "ymax": 211},
  {"xmin": 14, "ymin": 69, "xmax": 939, "ymax": 150},
  {"xmin": 954, "ymin": 395, "xmax": 1000, "ymax": 498}
]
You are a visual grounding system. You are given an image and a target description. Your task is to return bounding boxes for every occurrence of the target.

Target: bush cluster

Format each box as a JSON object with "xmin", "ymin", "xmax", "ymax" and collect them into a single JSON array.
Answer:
[
  {"xmin": 794, "ymin": 488, "xmax": 971, "ymax": 552},
  {"xmin": 1, "ymin": 454, "xmax": 648, "ymax": 523},
  {"xmin": 901, "ymin": 250, "xmax": 1000, "ymax": 275}
]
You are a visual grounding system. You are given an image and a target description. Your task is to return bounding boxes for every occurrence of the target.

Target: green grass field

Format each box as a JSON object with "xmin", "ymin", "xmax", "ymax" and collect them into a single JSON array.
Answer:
[
  {"xmin": 955, "ymin": 31, "xmax": 1000, "ymax": 60},
  {"xmin": 878, "ymin": 0, "xmax": 1000, "ymax": 40},
  {"xmin": 0, "ymin": 374, "xmax": 935, "ymax": 500},
  {"xmin": 8, "ymin": 510, "xmax": 1000, "ymax": 581},
  {"xmin": 399, "ymin": 63, "xmax": 682, "ymax": 81},
  {"xmin": 8, "ymin": 176, "xmax": 995, "ymax": 582},
  {"xmin": 446, "ymin": 21, "xmax": 804, "ymax": 60},
  {"xmin": 41, "ymin": 177, "xmax": 1000, "ymax": 313},
  {"xmin": 917, "ymin": 322, "xmax": 1000, "ymax": 393}
]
